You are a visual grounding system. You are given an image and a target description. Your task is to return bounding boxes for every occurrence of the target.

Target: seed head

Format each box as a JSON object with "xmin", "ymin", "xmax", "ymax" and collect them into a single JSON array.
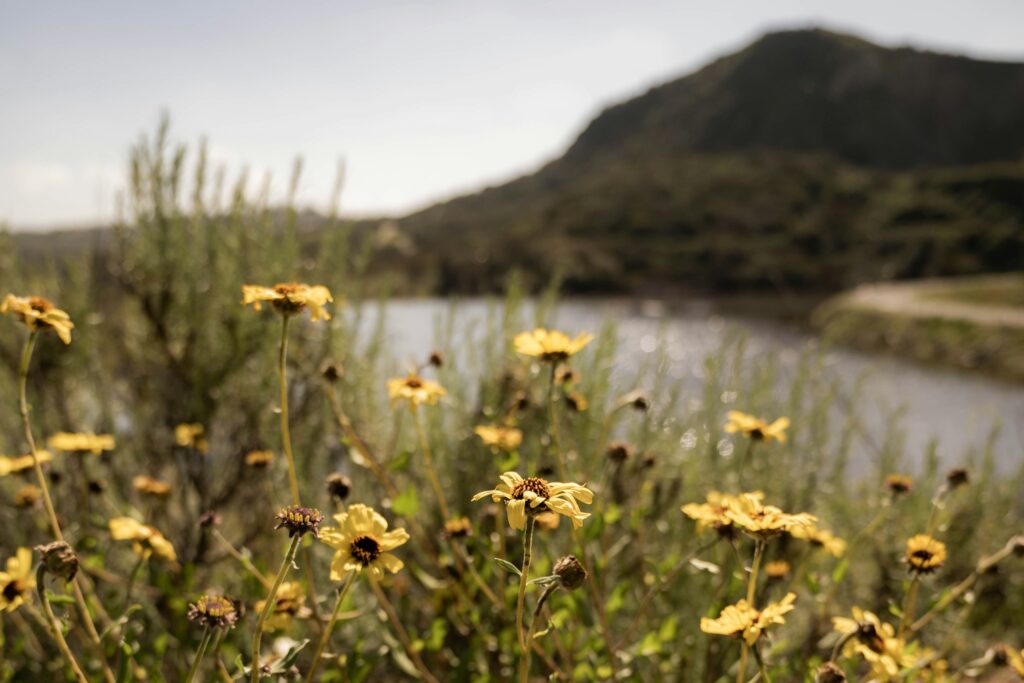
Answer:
[
  {"xmin": 274, "ymin": 506, "xmax": 325, "ymax": 538},
  {"xmin": 187, "ymin": 595, "xmax": 239, "ymax": 630},
  {"xmin": 427, "ymin": 350, "xmax": 445, "ymax": 368},
  {"xmin": 553, "ymin": 555, "xmax": 587, "ymax": 590},
  {"xmin": 606, "ymin": 441, "xmax": 634, "ymax": 464},
  {"xmin": 35, "ymin": 541, "xmax": 79, "ymax": 582},
  {"xmin": 321, "ymin": 360, "xmax": 343, "ymax": 382},
  {"xmin": 946, "ymin": 468, "xmax": 970, "ymax": 489},
  {"xmin": 815, "ymin": 663, "xmax": 847, "ymax": 683},
  {"xmin": 326, "ymin": 473, "xmax": 352, "ymax": 501}
]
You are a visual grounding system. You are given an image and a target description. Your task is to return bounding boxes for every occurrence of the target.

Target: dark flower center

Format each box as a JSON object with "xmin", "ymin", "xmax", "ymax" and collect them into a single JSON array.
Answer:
[
  {"xmin": 350, "ymin": 535, "xmax": 381, "ymax": 565},
  {"xmin": 857, "ymin": 623, "xmax": 884, "ymax": 652},
  {"xmin": 911, "ymin": 549, "xmax": 933, "ymax": 562},
  {"xmin": 511, "ymin": 477, "xmax": 551, "ymax": 500},
  {"xmin": 3, "ymin": 580, "xmax": 26, "ymax": 602},
  {"xmin": 749, "ymin": 427, "xmax": 765, "ymax": 440},
  {"xmin": 28, "ymin": 296, "xmax": 54, "ymax": 313},
  {"xmin": 541, "ymin": 350, "xmax": 569, "ymax": 362},
  {"xmin": 405, "ymin": 377, "xmax": 423, "ymax": 389},
  {"xmin": 271, "ymin": 283, "xmax": 306, "ymax": 313}
]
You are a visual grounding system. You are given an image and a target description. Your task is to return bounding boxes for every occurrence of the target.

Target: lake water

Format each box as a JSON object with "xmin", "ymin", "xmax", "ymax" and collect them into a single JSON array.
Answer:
[{"xmin": 355, "ymin": 298, "xmax": 1023, "ymax": 477}]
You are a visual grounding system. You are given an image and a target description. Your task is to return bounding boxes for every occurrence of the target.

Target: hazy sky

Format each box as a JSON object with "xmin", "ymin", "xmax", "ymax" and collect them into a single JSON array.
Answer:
[{"xmin": 3, "ymin": 1, "xmax": 1023, "ymax": 230}]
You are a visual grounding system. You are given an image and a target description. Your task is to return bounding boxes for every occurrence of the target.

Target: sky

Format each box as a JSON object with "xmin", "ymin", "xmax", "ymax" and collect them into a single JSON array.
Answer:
[{"xmin": 2, "ymin": 1, "xmax": 1024, "ymax": 231}]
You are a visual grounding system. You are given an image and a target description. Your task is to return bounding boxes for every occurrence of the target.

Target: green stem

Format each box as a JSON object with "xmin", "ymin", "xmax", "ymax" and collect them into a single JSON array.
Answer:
[
  {"xmin": 305, "ymin": 571, "xmax": 358, "ymax": 683},
  {"xmin": 251, "ymin": 534, "xmax": 302, "ymax": 682},
  {"xmin": 184, "ymin": 626, "xmax": 213, "ymax": 683},
  {"xmin": 897, "ymin": 575, "xmax": 921, "ymax": 638},
  {"xmin": 278, "ymin": 315, "xmax": 300, "ymax": 506},
  {"xmin": 752, "ymin": 644, "xmax": 771, "ymax": 683},
  {"xmin": 736, "ymin": 643, "xmax": 749, "ymax": 683},
  {"xmin": 369, "ymin": 579, "xmax": 441, "ymax": 683},
  {"xmin": 516, "ymin": 516, "xmax": 537, "ymax": 651},
  {"xmin": 546, "ymin": 364, "xmax": 567, "ymax": 481},
  {"xmin": 519, "ymin": 583, "xmax": 558, "ymax": 683},
  {"xmin": 747, "ymin": 540, "xmax": 765, "ymax": 604},
  {"xmin": 413, "ymin": 407, "xmax": 450, "ymax": 520},
  {"xmin": 36, "ymin": 565, "xmax": 89, "ymax": 683}
]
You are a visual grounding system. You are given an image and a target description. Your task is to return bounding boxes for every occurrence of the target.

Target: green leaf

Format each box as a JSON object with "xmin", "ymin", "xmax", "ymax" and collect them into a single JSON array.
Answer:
[
  {"xmin": 426, "ymin": 618, "xmax": 448, "ymax": 651},
  {"xmin": 46, "ymin": 592, "xmax": 76, "ymax": 605},
  {"xmin": 493, "ymin": 558, "xmax": 522, "ymax": 576},
  {"xmin": 388, "ymin": 449, "xmax": 412, "ymax": 472},
  {"xmin": 392, "ymin": 486, "xmax": 420, "ymax": 517}
]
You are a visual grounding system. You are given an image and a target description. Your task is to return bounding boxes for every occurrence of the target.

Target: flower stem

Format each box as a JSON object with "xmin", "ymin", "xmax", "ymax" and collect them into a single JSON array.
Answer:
[
  {"xmin": 184, "ymin": 626, "xmax": 213, "ymax": 683},
  {"xmin": 519, "ymin": 582, "xmax": 558, "ymax": 683},
  {"xmin": 413, "ymin": 407, "xmax": 450, "ymax": 520},
  {"xmin": 212, "ymin": 529, "xmax": 273, "ymax": 589},
  {"xmin": 369, "ymin": 579, "xmax": 441, "ymax": 683},
  {"xmin": 546, "ymin": 364, "xmax": 568, "ymax": 481},
  {"xmin": 277, "ymin": 315, "xmax": 301, "ymax": 506},
  {"xmin": 19, "ymin": 332, "xmax": 115, "ymax": 683},
  {"xmin": 36, "ymin": 565, "xmax": 89, "ymax": 683},
  {"xmin": 305, "ymin": 571, "xmax": 357, "ymax": 683},
  {"xmin": 737, "ymin": 540, "xmax": 765, "ymax": 683},
  {"xmin": 752, "ymin": 644, "xmax": 771, "ymax": 683},
  {"xmin": 897, "ymin": 575, "xmax": 921, "ymax": 638},
  {"xmin": 516, "ymin": 516, "xmax": 537, "ymax": 652},
  {"xmin": 251, "ymin": 534, "xmax": 302, "ymax": 683}
]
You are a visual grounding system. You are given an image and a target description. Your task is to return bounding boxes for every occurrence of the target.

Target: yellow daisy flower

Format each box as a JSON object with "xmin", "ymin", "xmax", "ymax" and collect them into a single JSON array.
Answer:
[
  {"xmin": 471, "ymin": 471, "xmax": 593, "ymax": 530},
  {"xmin": 991, "ymin": 645, "xmax": 1024, "ymax": 675},
  {"xmin": 109, "ymin": 517, "xmax": 177, "ymax": 562},
  {"xmin": 885, "ymin": 474, "xmax": 913, "ymax": 495},
  {"xmin": 319, "ymin": 504, "xmax": 410, "ymax": 581},
  {"xmin": 513, "ymin": 328, "xmax": 593, "ymax": 362},
  {"xmin": 681, "ymin": 491, "xmax": 763, "ymax": 536},
  {"xmin": 904, "ymin": 534, "xmax": 947, "ymax": 574},
  {"xmin": 387, "ymin": 373, "xmax": 446, "ymax": 408},
  {"xmin": 174, "ymin": 423, "xmax": 208, "ymax": 453},
  {"xmin": 254, "ymin": 581, "xmax": 310, "ymax": 631},
  {"xmin": 241, "ymin": 283, "xmax": 334, "ymax": 321},
  {"xmin": 474, "ymin": 424, "xmax": 523, "ymax": 451},
  {"xmin": 832, "ymin": 607, "xmax": 916, "ymax": 680},
  {"xmin": 763, "ymin": 560, "xmax": 791, "ymax": 579},
  {"xmin": 132, "ymin": 475, "xmax": 172, "ymax": 497},
  {"xmin": 700, "ymin": 592, "xmax": 797, "ymax": 645},
  {"xmin": 790, "ymin": 524, "xmax": 847, "ymax": 557},
  {"xmin": 0, "ymin": 548, "xmax": 36, "ymax": 612},
  {"xmin": 724, "ymin": 493, "xmax": 817, "ymax": 540},
  {"xmin": 0, "ymin": 450, "xmax": 53, "ymax": 477},
  {"xmin": 244, "ymin": 450, "xmax": 275, "ymax": 467},
  {"xmin": 1, "ymin": 294, "xmax": 74, "ymax": 344},
  {"xmin": 724, "ymin": 410, "xmax": 790, "ymax": 443},
  {"xmin": 47, "ymin": 432, "xmax": 115, "ymax": 455}
]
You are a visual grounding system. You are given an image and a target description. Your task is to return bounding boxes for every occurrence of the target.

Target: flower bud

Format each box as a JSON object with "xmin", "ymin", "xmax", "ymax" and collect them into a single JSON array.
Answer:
[
  {"xmin": 35, "ymin": 541, "xmax": 79, "ymax": 582},
  {"xmin": 553, "ymin": 555, "xmax": 587, "ymax": 590}
]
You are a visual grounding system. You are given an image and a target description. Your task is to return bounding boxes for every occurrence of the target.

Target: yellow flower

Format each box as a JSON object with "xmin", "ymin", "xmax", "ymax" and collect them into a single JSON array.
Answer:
[
  {"xmin": 387, "ymin": 374, "xmax": 446, "ymax": 408},
  {"xmin": 681, "ymin": 491, "xmax": 762, "ymax": 536},
  {"xmin": 992, "ymin": 645, "xmax": 1024, "ymax": 675},
  {"xmin": 47, "ymin": 432, "xmax": 115, "ymax": 455},
  {"xmin": 241, "ymin": 283, "xmax": 333, "ymax": 321},
  {"xmin": 724, "ymin": 411, "xmax": 790, "ymax": 443},
  {"xmin": 1, "ymin": 294, "xmax": 74, "ymax": 344},
  {"xmin": 0, "ymin": 548, "xmax": 36, "ymax": 612},
  {"xmin": 885, "ymin": 474, "xmax": 913, "ymax": 495},
  {"xmin": 763, "ymin": 560, "xmax": 791, "ymax": 579},
  {"xmin": 474, "ymin": 425, "xmax": 523, "ymax": 451},
  {"xmin": 513, "ymin": 328, "xmax": 593, "ymax": 362},
  {"xmin": 471, "ymin": 471, "xmax": 593, "ymax": 530},
  {"xmin": 109, "ymin": 517, "xmax": 177, "ymax": 562},
  {"xmin": 832, "ymin": 607, "xmax": 915, "ymax": 680},
  {"xmin": 254, "ymin": 581, "xmax": 309, "ymax": 631},
  {"xmin": 790, "ymin": 524, "xmax": 847, "ymax": 557},
  {"xmin": 133, "ymin": 475, "xmax": 172, "ymax": 497},
  {"xmin": 700, "ymin": 592, "xmax": 796, "ymax": 645},
  {"xmin": 904, "ymin": 534, "xmax": 947, "ymax": 574},
  {"xmin": 724, "ymin": 493, "xmax": 817, "ymax": 540},
  {"xmin": 319, "ymin": 504, "xmax": 409, "ymax": 581},
  {"xmin": 174, "ymin": 423, "xmax": 208, "ymax": 453},
  {"xmin": 13, "ymin": 484, "xmax": 41, "ymax": 508},
  {"xmin": 245, "ymin": 450, "xmax": 275, "ymax": 467},
  {"xmin": 0, "ymin": 450, "xmax": 53, "ymax": 476}
]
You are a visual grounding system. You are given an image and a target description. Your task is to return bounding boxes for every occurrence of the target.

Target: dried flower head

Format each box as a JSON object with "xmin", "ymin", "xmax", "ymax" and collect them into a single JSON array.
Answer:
[
  {"xmin": 472, "ymin": 471, "xmax": 593, "ymax": 530},
  {"xmin": 47, "ymin": 432, "xmax": 115, "ymax": 455},
  {"xmin": 885, "ymin": 474, "xmax": 913, "ymax": 495},
  {"xmin": 109, "ymin": 516, "xmax": 178, "ymax": 562},
  {"xmin": 474, "ymin": 425, "xmax": 523, "ymax": 452},
  {"xmin": 904, "ymin": 534, "xmax": 947, "ymax": 574},
  {"xmin": 620, "ymin": 389, "xmax": 650, "ymax": 411},
  {"xmin": 946, "ymin": 468, "xmax": 970, "ymax": 489},
  {"xmin": 319, "ymin": 504, "xmax": 410, "ymax": 580},
  {"xmin": 13, "ymin": 484, "xmax": 40, "ymax": 508},
  {"xmin": 0, "ymin": 548, "xmax": 35, "ymax": 613},
  {"xmin": 133, "ymin": 475, "xmax": 172, "ymax": 497},
  {"xmin": 605, "ymin": 441, "xmax": 634, "ymax": 464},
  {"xmin": 443, "ymin": 517, "xmax": 472, "ymax": 539},
  {"xmin": 274, "ymin": 506, "xmax": 325, "ymax": 538},
  {"xmin": 427, "ymin": 350, "xmax": 445, "ymax": 368},
  {"xmin": 1, "ymin": 294, "xmax": 74, "ymax": 344},
  {"xmin": 188, "ymin": 595, "xmax": 239, "ymax": 630},
  {"xmin": 325, "ymin": 472, "xmax": 352, "ymax": 501},
  {"xmin": 35, "ymin": 541, "xmax": 78, "ymax": 582},
  {"xmin": 815, "ymin": 663, "xmax": 847, "ymax": 683},
  {"xmin": 514, "ymin": 328, "xmax": 593, "ymax": 362},
  {"xmin": 320, "ymin": 360, "xmax": 343, "ymax": 382},
  {"xmin": 242, "ymin": 283, "xmax": 334, "ymax": 321},
  {"xmin": 174, "ymin": 423, "xmax": 208, "ymax": 453},
  {"xmin": 387, "ymin": 373, "xmax": 446, "ymax": 408},
  {"xmin": 245, "ymin": 450, "xmax": 274, "ymax": 468},
  {"xmin": 724, "ymin": 411, "xmax": 790, "ymax": 443},
  {"xmin": 553, "ymin": 555, "xmax": 588, "ymax": 590},
  {"xmin": 0, "ymin": 450, "xmax": 53, "ymax": 477},
  {"xmin": 198, "ymin": 511, "xmax": 221, "ymax": 528},
  {"xmin": 700, "ymin": 593, "xmax": 796, "ymax": 645}
]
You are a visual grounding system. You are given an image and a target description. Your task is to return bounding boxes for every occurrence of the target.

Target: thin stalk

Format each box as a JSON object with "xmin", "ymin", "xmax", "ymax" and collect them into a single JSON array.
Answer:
[
  {"xmin": 212, "ymin": 529, "xmax": 273, "ymax": 589},
  {"xmin": 251, "ymin": 534, "xmax": 302, "ymax": 683},
  {"xmin": 19, "ymin": 332, "xmax": 115, "ymax": 683},
  {"xmin": 184, "ymin": 626, "xmax": 213, "ymax": 683},
  {"xmin": 277, "ymin": 315, "xmax": 300, "ymax": 505},
  {"xmin": 897, "ymin": 575, "xmax": 921, "ymax": 638},
  {"xmin": 520, "ymin": 583, "xmax": 558, "ymax": 683},
  {"xmin": 368, "ymin": 579, "xmax": 441, "ymax": 683},
  {"xmin": 305, "ymin": 571, "xmax": 358, "ymax": 683},
  {"xmin": 829, "ymin": 631, "xmax": 856, "ymax": 662},
  {"xmin": 752, "ymin": 644, "xmax": 771, "ymax": 683},
  {"xmin": 736, "ymin": 644, "xmax": 749, "ymax": 683},
  {"xmin": 737, "ymin": 540, "xmax": 765, "ymax": 683},
  {"xmin": 36, "ymin": 565, "xmax": 89, "ymax": 683},
  {"xmin": 546, "ymin": 364, "xmax": 568, "ymax": 481},
  {"xmin": 452, "ymin": 541, "xmax": 500, "ymax": 607},
  {"xmin": 413, "ymin": 407, "xmax": 450, "ymax": 520},
  {"xmin": 516, "ymin": 516, "xmax": 537, "ymax": 650}
]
